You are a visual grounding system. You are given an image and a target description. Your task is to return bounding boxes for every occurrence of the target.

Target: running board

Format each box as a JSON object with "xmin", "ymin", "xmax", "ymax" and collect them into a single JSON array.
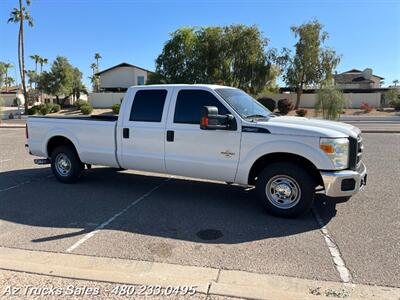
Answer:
[{"xmin": 34, "ymin": 158, "xmax": 51, "ymax": 165}]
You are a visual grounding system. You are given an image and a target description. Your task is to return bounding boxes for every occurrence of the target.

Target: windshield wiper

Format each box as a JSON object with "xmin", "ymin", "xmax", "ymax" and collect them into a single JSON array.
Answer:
[{"xmin": 245, "ymin": 114, "xmax": 269, "ymax": 120}]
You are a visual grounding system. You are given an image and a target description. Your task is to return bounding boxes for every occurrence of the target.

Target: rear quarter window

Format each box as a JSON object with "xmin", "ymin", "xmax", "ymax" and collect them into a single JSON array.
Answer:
[{"xmin": 130, "ymin": 90, "xmax": 167, "ymax": 122}]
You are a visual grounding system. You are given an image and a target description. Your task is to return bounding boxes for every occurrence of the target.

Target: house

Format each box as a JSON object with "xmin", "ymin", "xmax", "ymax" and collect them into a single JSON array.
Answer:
[
  {"xmin": 334, "ymin": 68, "xmax": 384, "ymax": 90},
  {"xmin": 0, "ymin": 85, "xmax": 25, "ymax": 106},
  {"xmin": 96, "ymin": 62, "xmax": 152, "ymax": 92},
  {"xmin": 276, "ymin": 68, "xmax": 389, "ymax": 108}
]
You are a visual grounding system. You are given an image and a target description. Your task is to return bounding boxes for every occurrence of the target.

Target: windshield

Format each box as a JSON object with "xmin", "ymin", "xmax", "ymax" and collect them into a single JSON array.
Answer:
[{"xmin": 215, "ymin": 88, "xmax": 271, "ymax": 120}]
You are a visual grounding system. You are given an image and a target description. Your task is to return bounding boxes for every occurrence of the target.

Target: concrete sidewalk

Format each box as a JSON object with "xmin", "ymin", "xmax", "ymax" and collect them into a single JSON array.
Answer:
[{"xmin": 0, "ymin": 247, "xmax": 398, "ymax": 300}]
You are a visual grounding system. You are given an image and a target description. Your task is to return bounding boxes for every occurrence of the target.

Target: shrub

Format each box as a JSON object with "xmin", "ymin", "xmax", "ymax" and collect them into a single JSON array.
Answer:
[
  {"xmin": 257, "ymin": 97, "xmax": 276, "ymax": 112},
  {"xmin": 27, "ymin": 105, "xmax": 40, "ymax": 115},
  {"xmin": 51, "ymin": 103, "xmax": 61, "ymax": 113},
  {"xmin": 360, "ymin": 102, "xmax": 373, "ymax": 113},
  {"xmin": 75, "ymin": 99, "xmax": 87, "ymax": 110},
  {"xmin": 45, "ymin": 103, "xmax": 54, "ymax": 113},
  {"xmin": 112, "ymin": 104, "xmax": 121, "ymax": 114},
  {"xmin": 13, "ymin": 98, "xmax": 22, "ymax": 106},
  {"xmin": 392, "ymin": 100, "xmax": 400, "ymax": 111},
  {"xmin": 384, "ymin": 89, "xmax": 400, "ymax": 109},
  {"xmin": 295, "ymin": 108, "xmax": 308, "ymax": 117},
  {"xmin": 39, "ymin": 104, "xmax": 51, "ymax": 115},
  {"xmin": 80, "ymin": 103, "xmax": 93, "ymax": 115},
  {"xmin": 315, "ymin": 86, "xmax": 348, "ymax": 120},
  {"xmin": 277, "ymin": 99, "xmax": 294, "ymax": 115}
]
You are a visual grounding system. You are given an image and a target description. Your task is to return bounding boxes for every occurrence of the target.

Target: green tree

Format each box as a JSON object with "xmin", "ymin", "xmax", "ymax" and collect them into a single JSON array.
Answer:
[
  {"xmin": 145, "ymin": 72, "xmax": 166, "ymax": 85},
  {"xmin": 281, "ymin": 20, "xmax": 341, "ymax": 108},
  {"xmin": 71, "ymin": 68, "xmax": 87, "ymax": 101},
  {"xmin": 155, "ymin": 25, "xmax": 276, "ymax": 94},
  {"xmin": 2, "ymin": 63, "xmax": 14, "ymax": 92},
  {"xmin": 89, "ymin": 63, "xmax": 99, "ymax": 92},
  {"xmin": 8, "ymin": 0, "xmax": 34, "ymax": 112},
  {"xmin": 315, "ymin": 86, "xmax": 347, "ymax": 120},
  {"xmin": 37, "ymin": 56, "xmax": 75, "ymax": 104},
  {"xmin": 38, "ymin": 57, "xmax": 48, "ymax": 73},
  {"xmin": 26, "ymin": 70, "xmax": 36, "ymax": 89},
  {"xmin": 5, "ymin": 77, "xmax": 15, "ymax": 88},
  {"xmin": 94, "ymin": 53, "xmax": 102, "ymax": 69},
  {"xmin": 29, "ymin": 55, "xmax": 40, "ymax": 73},
  {"xmin": 393, "ymin": 79, "xmax": 399, "ymax": 87},
  {"xmin": 0, "ymin": 63, "xmax": 5, "ymax": 88},
  {"xmin": 384, "ymin": 88, "xmax": 400, "ymax": 110}
]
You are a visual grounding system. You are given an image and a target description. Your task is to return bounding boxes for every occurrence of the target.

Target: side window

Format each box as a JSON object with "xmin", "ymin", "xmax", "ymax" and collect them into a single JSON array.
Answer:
[
  {"xmin": 130, "ymin": 90, "xmax": 167, "ymax": 122},
  {"xmin": 174, "ymin": 90, "xmax": 229, "ymax": 124}
]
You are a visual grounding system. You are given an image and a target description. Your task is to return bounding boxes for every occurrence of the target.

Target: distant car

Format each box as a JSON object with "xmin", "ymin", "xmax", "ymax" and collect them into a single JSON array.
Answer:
[{"xmin": 26, "ymin": 84, "xmax": 367, "ymax": 218}]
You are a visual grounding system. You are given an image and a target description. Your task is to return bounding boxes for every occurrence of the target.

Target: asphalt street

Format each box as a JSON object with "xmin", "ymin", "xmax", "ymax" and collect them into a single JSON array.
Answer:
[{"xmin": 0, "ymin": 128, "xmax": 399, "ymax": 288}]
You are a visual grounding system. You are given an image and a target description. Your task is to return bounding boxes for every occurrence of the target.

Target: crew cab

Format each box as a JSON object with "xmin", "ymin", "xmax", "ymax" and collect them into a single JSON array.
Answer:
[{"xmin": 26, "ymin": 84, "xmax": 367, "ymax": 217}]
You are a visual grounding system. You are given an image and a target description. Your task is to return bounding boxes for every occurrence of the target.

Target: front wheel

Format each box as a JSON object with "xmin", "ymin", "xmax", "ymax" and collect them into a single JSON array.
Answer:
[
  {"xmin": 256, "ymin": 162, "xmax": 316, "ymax": 218},
  {"xmin": 51, "ymin": 145, "xmax": 84, "ymax": 183}
]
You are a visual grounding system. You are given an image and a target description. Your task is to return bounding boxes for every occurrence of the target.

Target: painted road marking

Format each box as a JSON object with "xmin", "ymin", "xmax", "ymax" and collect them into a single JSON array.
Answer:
[
  {"xmin": 0, "ymin": 174, "xmax": 53, "ymax": 193},
  {"xmin": 0, "ymin": 159, "xmax": 12, "ymax": 163},
  {"xmin": 312, "ymin": 207, "xmax": 352, "ymax": 283},
  {"xmin": 66, "ymin": 178, "xmax": 171, "ymax": 253}
]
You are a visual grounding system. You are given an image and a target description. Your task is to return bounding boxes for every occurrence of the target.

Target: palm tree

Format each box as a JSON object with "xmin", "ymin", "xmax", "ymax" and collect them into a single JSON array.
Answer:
[
  {"xmin": 26, "ymin": 70, "xmax": 36, "ymax": 89},
  {"xmin": 5, "ymin": 77, "xmax": 15, "ymax": 89},
  {"xmin": 393, "ymin": 79, "xmax": 399, "ymax": 87},
  {"xmin": 39, "ymin": 57, "xmax": 48, "ymax": 73},
  {"xmin": 30, "ymin": 54, "xmax": 40, "ymax": 73},
  {"xmin": 3, "ymin": 63, "xmax": 13, "ymax": 92},
  {"xmin": 90, "ymin": 63, "xmax": 97, "ymax": 74},
  {"xmin": 94, "ymin": 53, "xmax": 102, "ymax": 69},
  {"xmin": 8, "ymin": 0, "xmax": 34, "ymax": 112}
]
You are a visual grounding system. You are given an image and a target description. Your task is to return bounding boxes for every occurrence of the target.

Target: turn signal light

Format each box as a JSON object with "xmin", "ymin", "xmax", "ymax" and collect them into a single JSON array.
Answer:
[
  {"xmin": 200, "ymin": 117, "xmax": 209, "ymax": 126},
  {"xmin": 320, "ymin": 144, "xmax": 335, "ymax": 154}
]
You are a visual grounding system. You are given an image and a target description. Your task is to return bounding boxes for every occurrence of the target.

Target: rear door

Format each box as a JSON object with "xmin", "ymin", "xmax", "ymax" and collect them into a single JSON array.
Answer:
[
  {"xmin": 165, "ymin": 88, "xmax": 241, "ymax": 182},
  {"xmin": 120, "ymin": 87, "xmax": 171, "ymax": 173}
]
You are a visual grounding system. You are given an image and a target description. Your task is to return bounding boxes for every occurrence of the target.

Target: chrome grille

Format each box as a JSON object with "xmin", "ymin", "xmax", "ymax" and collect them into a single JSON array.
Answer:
[{"xmin": 356, "ymin": 135, "xmax": 363, "ymax": 166}]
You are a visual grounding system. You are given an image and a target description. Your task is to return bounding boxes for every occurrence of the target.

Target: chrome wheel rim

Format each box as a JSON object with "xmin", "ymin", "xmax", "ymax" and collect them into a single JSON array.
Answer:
[
  {"xmin": 265, "ymin": 175, "xmax": 301, "ymax": 209},
  {"xmin": 55, "ymin": 153, "xmax": 72, "ymax": 176}
]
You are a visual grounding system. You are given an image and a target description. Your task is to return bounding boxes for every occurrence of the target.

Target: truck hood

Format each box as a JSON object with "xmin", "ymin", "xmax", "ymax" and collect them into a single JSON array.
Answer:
[{"xmin": 253, "ymin": 116, "xmax": 361, "ymax": 138}]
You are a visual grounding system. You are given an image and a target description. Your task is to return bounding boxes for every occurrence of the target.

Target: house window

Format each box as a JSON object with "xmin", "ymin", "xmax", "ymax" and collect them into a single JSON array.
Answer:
[{"xmin": 137, "ymin": 76, "xmax": 145, "ymax": 85}]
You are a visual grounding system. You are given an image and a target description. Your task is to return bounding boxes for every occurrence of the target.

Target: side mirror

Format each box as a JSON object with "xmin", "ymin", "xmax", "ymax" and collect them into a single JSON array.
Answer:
[{"xmin": 200, "ymin": 106, "xmax": 235, "ymax": 130}]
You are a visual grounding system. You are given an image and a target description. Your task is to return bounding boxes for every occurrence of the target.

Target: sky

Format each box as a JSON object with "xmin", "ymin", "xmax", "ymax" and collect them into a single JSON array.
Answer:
[{"xmin": 1, "ymin": 0, "xmax": 399, "ymax": 89}]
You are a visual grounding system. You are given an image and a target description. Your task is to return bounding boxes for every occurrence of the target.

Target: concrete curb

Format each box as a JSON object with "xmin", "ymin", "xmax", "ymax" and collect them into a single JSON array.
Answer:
[
  {"xmin": 361, "ymin": 130, "xmax": 400, "ymax": 133},
  {"xmin": 0, "ymin": 247, "xmax": 398, "ymax": 300},
  {"xmin": 0, "ymin": 125, "xmax": 25, "ymax": 128}
]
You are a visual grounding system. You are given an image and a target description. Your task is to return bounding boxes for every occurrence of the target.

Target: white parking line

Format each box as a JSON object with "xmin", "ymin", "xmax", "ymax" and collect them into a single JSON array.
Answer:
[
  {"xmin": 312, "ymin": 207, "xmax": 352, "ymax": 283},
  {"xmin": 0, "ymin": 174, "xmax": 53, "ymax": 193},
  {"xmin": 0, "ymin": 159, "xmax": 12, "ymax": 163},
  {"xmin": 66, "ymin": 178, "xmax": 171, "ymax": 253}
]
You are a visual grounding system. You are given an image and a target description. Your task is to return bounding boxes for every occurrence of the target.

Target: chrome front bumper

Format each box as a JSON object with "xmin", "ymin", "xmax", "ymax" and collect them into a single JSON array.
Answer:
[{"xmin": 320, "ymin": 162, "xmax": 367, "ymax": 198}]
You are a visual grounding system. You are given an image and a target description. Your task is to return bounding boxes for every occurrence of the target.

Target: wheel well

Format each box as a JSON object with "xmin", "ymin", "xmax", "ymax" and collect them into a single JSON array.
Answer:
[
  {"xmin": 47, "ymin": 136, "xmax": 77, "ymax": 157},
  {"xmin": 248, "ymin": 153, "xmax": 323, "ymax": 186}
]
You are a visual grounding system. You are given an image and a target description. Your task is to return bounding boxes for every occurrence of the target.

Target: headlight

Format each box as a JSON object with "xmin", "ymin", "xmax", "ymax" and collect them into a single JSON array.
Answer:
[{"xmin": 320, "ymin": 138, "xmax": 349, "ymax": 170}]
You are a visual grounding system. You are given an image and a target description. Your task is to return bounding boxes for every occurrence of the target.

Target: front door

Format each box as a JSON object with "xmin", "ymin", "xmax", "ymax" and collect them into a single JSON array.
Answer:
[{"xmin": 165, "ymin": 88, "xmax": 241, "ymax": 182}]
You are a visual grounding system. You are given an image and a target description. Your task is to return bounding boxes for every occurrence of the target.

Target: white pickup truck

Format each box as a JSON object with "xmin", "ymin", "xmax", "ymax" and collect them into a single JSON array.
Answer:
[{"xmin": 26, "ymin": 84, "xmax": 367, "ymax": 217}]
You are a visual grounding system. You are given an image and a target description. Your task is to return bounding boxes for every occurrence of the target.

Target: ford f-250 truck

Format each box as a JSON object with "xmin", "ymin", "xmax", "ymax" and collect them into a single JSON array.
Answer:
[{"xmin": 26, "ymin": 84, "xmax": 367, "ymax": 217}]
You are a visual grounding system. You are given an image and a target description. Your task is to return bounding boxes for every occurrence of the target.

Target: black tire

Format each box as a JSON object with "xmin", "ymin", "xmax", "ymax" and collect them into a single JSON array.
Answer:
[
  {"xmin": 51, "ymin": 145, "xmax": 84, "ymax": 183},
  {"xmin": 255, "ymin": 162, "xmax": 316, "ymax": 218}
]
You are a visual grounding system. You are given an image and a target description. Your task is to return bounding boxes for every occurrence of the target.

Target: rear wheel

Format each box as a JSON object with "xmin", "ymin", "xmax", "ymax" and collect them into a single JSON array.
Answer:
[
  {"xmin": 51, "ymin": 145, "xmax": 84, "ymax": 183},
  {"xmin": 256, "ymin": 162, "xmax": 316, "ymax": 218}
]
